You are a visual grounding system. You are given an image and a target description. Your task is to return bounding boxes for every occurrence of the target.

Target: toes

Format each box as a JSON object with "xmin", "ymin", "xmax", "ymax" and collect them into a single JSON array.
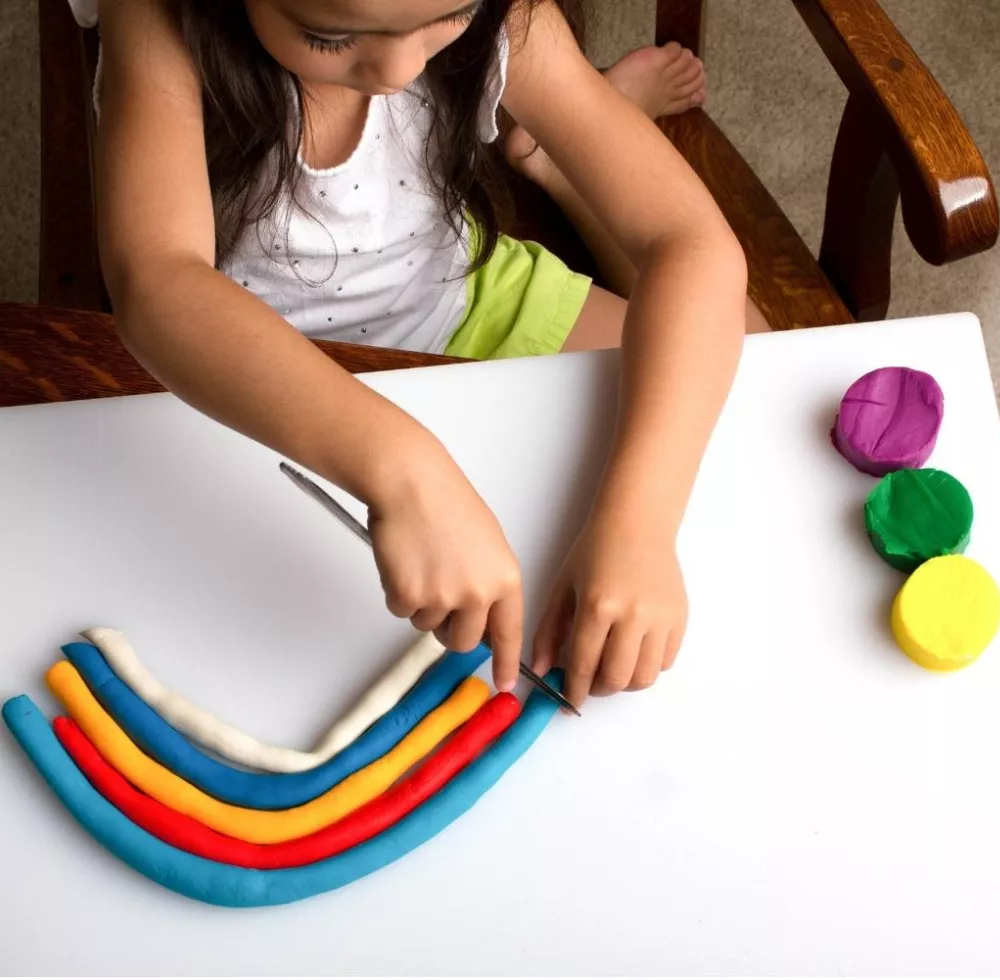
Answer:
[
  {"xmin": 676, "ymin": 56, "xmax": 704, "ymax": 82},
  {"xmin": 661, "ymin": 79, "xmax": 708, "ymax": 116},
  {"xmin": 660, "ymin": 46, "xmax": 700, "ymax": 82},
  {"xmin": 678, "ymin": 75, "xmax": 705, "ymax": 95},
  {"xmin": 677, "ymin": 66, "xmax": 703, "ymax": 89},
  {"xmin": 658, "ymin": 40, "xmax": 683, "ymax": 64},
  {"xmin": 603, "ymin": 42, "xmax": 708, "ymax": 120},
  {"xmin": 661, "ymin": 76, "xmax": 704, "ymax": 108},
  {"xmin": 688, "ymin": 75, "xmax": 708, "ymax": 106},
  {"xmin": 671, "ymin": 48, "xmax": 694, "ymax": 74}
]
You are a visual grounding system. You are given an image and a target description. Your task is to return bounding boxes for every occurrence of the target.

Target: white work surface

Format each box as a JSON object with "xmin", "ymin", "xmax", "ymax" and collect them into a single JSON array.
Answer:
[{"xmin": 2, "ymin": 314, "xmax": 1000, "ymax": 975}]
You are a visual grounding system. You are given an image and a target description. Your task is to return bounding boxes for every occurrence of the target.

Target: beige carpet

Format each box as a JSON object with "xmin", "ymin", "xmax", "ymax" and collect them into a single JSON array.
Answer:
[
  {"xmin": 585, "ymin": 0, "xmax": 1000, "ymax": 384},
  {"xmin": 2, "ymin": 0, "xmax": 998, "ymax": 380}
]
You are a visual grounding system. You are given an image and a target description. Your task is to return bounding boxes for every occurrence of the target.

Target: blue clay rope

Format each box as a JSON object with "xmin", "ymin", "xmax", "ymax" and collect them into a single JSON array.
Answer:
[
  {"xmin": 2, "ymin": 674, "xmax": 561, "ymax": 907},
  {"xmin": 61, "ymin": 642, "xmax": 489, "ymax": 808}
]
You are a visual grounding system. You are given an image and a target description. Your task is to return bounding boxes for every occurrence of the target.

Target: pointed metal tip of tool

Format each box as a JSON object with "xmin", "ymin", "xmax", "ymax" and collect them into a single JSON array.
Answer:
[{"xmin": 517, "ymin": 662, "xmax": 581, "ymax": 717}]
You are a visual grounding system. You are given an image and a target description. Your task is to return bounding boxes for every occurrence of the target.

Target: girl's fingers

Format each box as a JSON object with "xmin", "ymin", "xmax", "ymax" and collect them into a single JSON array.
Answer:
[
  {"xmin": 411, "ymin": 606, "xmax": 450, "ymax": 634},
  {"xmin": 384, "ymin": 588, "xmax": 419, "ymax": 620},
  {"xmin": 487, "ymin": 590, "xmax": 524, "ymax": 693},
  {"xmin": 627, "ymin": 630, "xmax": 668, "ymax": 691},
  {"xmin": 563, "ymin": 610, "xmax": 613, "ymax": 707},
  {"xmin": 591, "ymin": 622, "xmax": 645, "ymax": 697},
  {"xmin": 662, "ymin": 627, "xmax": 683, "ymax": 671},
  {"xmin": 531, "ymin": 584, "xmax": 574, "ymax": 676},
  {"xmin": 444, "ymin": 605, "xmax": 490, "ymax": 656}
]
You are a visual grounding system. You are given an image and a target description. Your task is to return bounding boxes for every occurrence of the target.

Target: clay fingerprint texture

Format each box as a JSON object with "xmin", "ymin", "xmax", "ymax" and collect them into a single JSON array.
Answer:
[
  {"xmin": 834, "ymin": 367, "xmax": 944, "ymax": 476},
  {"xmin": 865, "ymin": 468, "xmax": 973, "ymax": 573}
]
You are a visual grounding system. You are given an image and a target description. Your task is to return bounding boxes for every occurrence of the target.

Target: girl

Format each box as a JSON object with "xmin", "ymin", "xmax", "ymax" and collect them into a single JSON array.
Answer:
[{"xmin": 82, "ymin": 0, "xmax": 755, "ymax": 708}]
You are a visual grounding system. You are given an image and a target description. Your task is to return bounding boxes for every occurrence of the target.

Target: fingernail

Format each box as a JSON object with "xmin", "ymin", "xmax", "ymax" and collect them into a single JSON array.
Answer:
[{"xmin": 498, "ymin": 678, "xmax": 517, "ymax": 693}]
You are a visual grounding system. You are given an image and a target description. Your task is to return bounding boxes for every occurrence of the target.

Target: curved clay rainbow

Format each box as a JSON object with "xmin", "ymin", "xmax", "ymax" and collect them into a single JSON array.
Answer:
[
  {"xmin": 47, "ymin": 660, "xmax": 488, "ymax": 845},
  {"xmin": 54, "ymin": 691, "xmax": 520, "ymax": 869},
  {"xmin": 2, "ymin": 677, "xmax": 562, "ymax": 907},
  {"xmin": 83, "ymin": 627, "xmax": 448, "ymax": 773},
  {"xmin": 62, "ymin": 641, "xmax": 490, "ymax": 808}
]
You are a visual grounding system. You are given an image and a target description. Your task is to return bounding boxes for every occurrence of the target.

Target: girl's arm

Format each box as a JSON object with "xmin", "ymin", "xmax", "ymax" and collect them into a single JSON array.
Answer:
[
  {"xmin": 96, "ymin": 0, "xmax": 415, "ymax": 505},
  {"xmin": 94, "ymin": 0, "xmax": 524, "ymax": 682},
  {"xmin": 503, "ymin": 2, "xmax": 748, "ymax": 705}
]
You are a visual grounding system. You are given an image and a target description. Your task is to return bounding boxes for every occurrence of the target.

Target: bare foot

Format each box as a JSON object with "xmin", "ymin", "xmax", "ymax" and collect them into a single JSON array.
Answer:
[
  {"xmin": 506, "ymin": 42, "xmax": 706, "ymax": 187},
  {"xmin": 604, "ymin": 41, "xmax": 706, "ymax": 118}
]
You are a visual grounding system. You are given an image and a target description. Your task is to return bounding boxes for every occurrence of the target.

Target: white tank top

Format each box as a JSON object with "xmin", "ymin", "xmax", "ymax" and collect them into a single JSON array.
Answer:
[{"xmin": 67, "ymin": 0, "xmax": 509, "ymax": 354}]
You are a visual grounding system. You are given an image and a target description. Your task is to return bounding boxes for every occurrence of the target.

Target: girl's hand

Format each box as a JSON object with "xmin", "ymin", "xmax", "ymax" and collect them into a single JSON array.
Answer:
[
  {"xmin": 532, "ymin": 510, "xmax": 687, "ymax": 708},
  {"xmin": 368, "ymin": 449, "xmax": 524, "ymax": 692}
]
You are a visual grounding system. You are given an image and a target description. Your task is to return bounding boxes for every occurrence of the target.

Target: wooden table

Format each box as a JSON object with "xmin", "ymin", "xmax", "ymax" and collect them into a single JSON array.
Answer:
[{"xmin": 0, "ymin": 302, "xmax": 453, "ymax": 407}]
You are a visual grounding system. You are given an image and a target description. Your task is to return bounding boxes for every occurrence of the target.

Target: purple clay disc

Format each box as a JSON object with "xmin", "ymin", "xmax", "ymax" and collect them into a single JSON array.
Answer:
[{"xmin": 833, "ymin": 367, "xmax": 944, "ymax": 476}]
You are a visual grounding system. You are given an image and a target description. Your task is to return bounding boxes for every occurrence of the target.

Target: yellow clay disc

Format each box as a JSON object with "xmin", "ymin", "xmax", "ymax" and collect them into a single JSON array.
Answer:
[{"xmin": 891, "ymin": 555, "xmax": 1000, "ymax": 671}]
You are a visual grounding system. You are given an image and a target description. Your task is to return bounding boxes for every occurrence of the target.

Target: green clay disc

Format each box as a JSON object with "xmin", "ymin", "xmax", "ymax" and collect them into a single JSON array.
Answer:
[{"xmin": 864, "ymin": 468, "xmax": 973, "ymax": 573}]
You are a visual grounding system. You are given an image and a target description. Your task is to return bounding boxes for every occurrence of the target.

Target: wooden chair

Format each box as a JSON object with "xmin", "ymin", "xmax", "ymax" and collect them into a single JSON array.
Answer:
[{"xmin": 38, "ymin": 0, "xmax": 998, "ymax": 331}]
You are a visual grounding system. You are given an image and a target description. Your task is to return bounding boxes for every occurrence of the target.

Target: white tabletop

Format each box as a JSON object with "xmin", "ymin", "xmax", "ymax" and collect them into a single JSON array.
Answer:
[{"xmin": 2, "ymin": 313, "xmax": 999, "ymax": 975}]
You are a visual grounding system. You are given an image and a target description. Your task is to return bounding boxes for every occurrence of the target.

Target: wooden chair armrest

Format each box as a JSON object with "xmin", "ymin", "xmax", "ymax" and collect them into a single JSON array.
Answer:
[
  {"xmin": 792, "ymin": 0, "xmax": 998, "ymax": 266},
  {"xmin": 0, "ymin": 303, "xmax": 463, "ymax": 407}
]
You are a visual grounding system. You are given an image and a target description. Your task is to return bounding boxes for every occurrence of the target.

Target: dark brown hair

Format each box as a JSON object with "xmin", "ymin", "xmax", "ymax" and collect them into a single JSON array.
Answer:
[{"xmin": 167, "ymin": 0, "xmax": 547, "ymax": 270}]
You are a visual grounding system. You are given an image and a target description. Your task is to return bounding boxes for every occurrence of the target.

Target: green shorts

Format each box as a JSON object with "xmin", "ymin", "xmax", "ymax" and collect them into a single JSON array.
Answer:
[{"xmin": 444, "ymin": 234, "xmax": 592, "ymax": 360}]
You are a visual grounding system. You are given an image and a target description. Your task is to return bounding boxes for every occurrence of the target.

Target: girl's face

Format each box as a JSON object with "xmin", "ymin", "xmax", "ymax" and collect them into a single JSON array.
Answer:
[{"xmin": 246, "ymin": 0, "xmax": 483, "ymax": 94}]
